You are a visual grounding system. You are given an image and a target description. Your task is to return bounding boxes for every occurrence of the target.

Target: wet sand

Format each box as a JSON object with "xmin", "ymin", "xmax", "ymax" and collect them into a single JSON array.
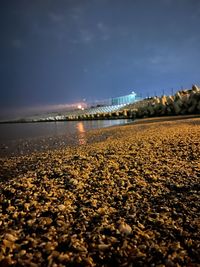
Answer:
[{"xmin": 0, "ymin": 117, "xmax": 200, "ymax": 266}]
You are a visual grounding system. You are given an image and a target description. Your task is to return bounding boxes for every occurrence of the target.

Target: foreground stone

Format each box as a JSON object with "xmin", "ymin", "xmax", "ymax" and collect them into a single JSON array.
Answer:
[{"xmin": 0, "ymin": 117, "xmax": 200, "ymax": 266}]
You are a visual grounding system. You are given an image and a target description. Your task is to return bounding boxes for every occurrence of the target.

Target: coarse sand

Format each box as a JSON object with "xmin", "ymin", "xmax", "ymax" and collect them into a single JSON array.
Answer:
[{"xmin": 0, "ymin": 117, "xmax": 200, "ymax": 266}]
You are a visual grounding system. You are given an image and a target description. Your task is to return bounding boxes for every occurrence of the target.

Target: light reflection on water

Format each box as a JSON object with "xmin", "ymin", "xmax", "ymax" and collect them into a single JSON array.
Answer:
[{"xmin": 76, "ymin": 122, "xmax": 87, "ymax": 145}]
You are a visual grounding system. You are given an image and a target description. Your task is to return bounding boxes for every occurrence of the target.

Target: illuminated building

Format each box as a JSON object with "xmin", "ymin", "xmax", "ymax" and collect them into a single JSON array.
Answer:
[{"xmin": 111, "ymin": 91, "xmax": 140, "ymax": 105}]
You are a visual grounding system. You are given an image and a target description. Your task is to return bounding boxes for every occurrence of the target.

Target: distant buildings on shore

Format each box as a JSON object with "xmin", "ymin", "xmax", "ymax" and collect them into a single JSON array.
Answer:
[
  {"xmin": 89, "ymin": 91, "xmax": 141, "ymax": 108},
  {"xmin": 111, "ymin": 91, "xmax": 141, "ymax": 105}
]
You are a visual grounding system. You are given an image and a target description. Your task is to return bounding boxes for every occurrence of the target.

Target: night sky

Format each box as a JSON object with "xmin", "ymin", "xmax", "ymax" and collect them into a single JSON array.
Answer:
[{"xmin": 1, "ymin": 0, "xmax": 200, "ymax": 117}]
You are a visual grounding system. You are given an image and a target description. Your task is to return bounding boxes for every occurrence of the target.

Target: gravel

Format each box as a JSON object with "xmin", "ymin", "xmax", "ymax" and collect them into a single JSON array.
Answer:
[{"xmin": 0, "ymin": 117, "xmax": 200, "ymax": 266}]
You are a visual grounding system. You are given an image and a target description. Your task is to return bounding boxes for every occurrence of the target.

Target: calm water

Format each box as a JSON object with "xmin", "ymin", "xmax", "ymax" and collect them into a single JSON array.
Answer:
[
  {"xmin": 0, "ymin": 119, "xmax": 132, "ymax": 156},
  {"xmin": 0, "ymin": 119, "xmax": 132, "ymax": 142}
]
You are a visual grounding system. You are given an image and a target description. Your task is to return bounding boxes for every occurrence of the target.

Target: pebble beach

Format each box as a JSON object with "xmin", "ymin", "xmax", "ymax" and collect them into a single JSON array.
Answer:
[{"xmin": 0, "ymin": 117, "xmax": 200, "ymax": 266}]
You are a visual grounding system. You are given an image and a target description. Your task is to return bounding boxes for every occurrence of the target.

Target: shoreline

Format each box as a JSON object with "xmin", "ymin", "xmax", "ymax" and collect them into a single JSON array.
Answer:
[
  {"xmin": 0, "ymin": 115, "xmax": 200, "ymax": 158},
  {"xmin": 0, "ymin": 119, "xmax": 133, "ymax": 158},
  {"xmin": 0, "ymin": 113, "xmax": 200, "ymax": 125},
  {"xmin": 0, "ymin": 117, "xmax": 200, "ymax": 266}
]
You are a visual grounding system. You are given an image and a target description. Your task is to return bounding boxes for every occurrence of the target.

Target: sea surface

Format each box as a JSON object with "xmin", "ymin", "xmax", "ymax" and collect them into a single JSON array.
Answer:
[{"xmin": 0, "ymin": 119, "xmax": 132, "ymax": 157}]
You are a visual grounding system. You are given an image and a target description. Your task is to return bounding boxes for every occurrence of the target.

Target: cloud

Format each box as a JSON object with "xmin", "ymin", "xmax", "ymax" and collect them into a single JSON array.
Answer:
[
  {"xmin": 97, "ymin": 22, "xmax": 104, "ymax": 30},
  {"xmin": 48, "ymin": 12, "xmax": 64, "ymax": 22},
  {"xmin": 12, "ymin": 39, "xmax": 23, "ymax": 48},
  {"xmin": 97, "ymin": 22, "xmax": 111, "ymax": 41},
  {"xmin": 147, "ymin": 52, "xmax": 185, "ymax": 74},
  {"xmin": 70, "ymin": 6, "xmax": 85, "ymax": 22},
  {"xmin": 149, "ymin": 55, "xmax": 163, "ymax": 65},
  {"xmin": 74, "ymin": 26, "xmax": 110, "ymax": 44},
  {"xmin": 79, "ymin": 29, "xmax": 94, "ymax": 43},
  {"xmin": 67, "ymin": 32, "xmax": 93, "ymax": 45}
]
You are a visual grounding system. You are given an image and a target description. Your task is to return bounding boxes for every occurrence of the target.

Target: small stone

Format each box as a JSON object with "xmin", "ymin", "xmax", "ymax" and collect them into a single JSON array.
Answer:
[
  {"xmin": 58, "ymin": 253, "xmax": 70, "ymax": 262},
  {"xmin": 137, "ymin": 222, "xmax": 145, "ymax": 230},
  {"xmin": 19, "ymin": 250, "xmax": 27, "ymax": 256},
  {"xmin": 4, "ymin": 233, "xmax": 17, "ymax": 242},
  {"xmin": 45, "ymin": 217, "xmax": 53, "ymax": 225},
  {"xmin": 45, "ymin": 242, "xmax": 57, "ymax": 252},
  {"xmin": 75, "ymin": 245, "xmax": 87, "ymax": 252},
  {"xmin": 27, "ymin": 219, "xmax": 36, "ymax": 226},
  {"xmin": 7, "ymin": 205, "xmax": 15, "ymax": 212},
  {"xmin": 119, "ymin": 222, "xmax": 132, "ymax": 235},
  {"xmin": 3, "ymin": 239, "xmax": 13, "ymax": 248},
  {"xmin": 58, "ymin": 204, "xmax": 66, "ymax": 211},
  {"xmin": 24, "ymin": 202, "xmax": 30, "ymax": 211},
  {"xmin": 98, "ymin": 244, "xmax": 111, "ymax": 250}
]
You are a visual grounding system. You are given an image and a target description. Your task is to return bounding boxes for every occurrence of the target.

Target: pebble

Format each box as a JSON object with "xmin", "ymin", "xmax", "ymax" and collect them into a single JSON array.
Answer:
[
  {"xmin": 4, "ymin": 233, "xmax": 17, "ymax": 242},
  {"xmin": 58, "ymin": 204, "xmax": 66, "ymax": 211},
  {"xmin": 119, "ymin": 222, "xmax": 132, "ymax": 235}
]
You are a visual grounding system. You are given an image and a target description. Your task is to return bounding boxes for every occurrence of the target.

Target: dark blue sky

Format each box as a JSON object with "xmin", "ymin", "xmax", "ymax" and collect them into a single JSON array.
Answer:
[{"xmin": 1, "ymin": 0, "xmax": 200, "ymax": 116}]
